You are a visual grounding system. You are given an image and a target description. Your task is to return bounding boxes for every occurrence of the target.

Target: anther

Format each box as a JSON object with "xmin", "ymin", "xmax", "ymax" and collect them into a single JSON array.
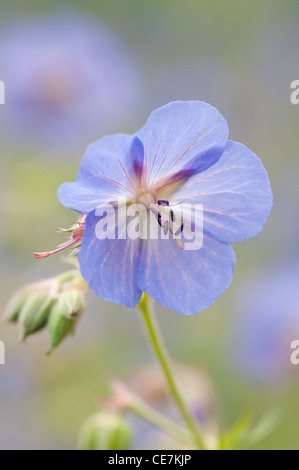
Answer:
[
  {"xmin": 157, "ymin": 212, "xmax": 162, "ymax": 227},
  {"xmin": 175, "ymin": 223, "xmax": 184, "ymax": 236},
  {"xmin": 157, "ymin": 200, "xmax": 169, "ymax": 206}
]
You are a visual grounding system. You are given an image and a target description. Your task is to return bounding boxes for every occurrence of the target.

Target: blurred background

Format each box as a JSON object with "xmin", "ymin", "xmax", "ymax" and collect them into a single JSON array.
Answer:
[{"xmin": 1, "ymin": 0, "xmax": 299, "ymax": 450}]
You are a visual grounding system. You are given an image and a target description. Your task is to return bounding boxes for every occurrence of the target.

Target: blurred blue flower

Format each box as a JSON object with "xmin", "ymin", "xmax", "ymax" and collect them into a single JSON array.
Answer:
[
  {"xmin": 128, "ymin": 365, "xmax": 216, "ymax": 449},
  {"xmin": 233, "ymin": 263, "xmax": 299, "ymax": 386},
  {"xmin": 0, "ymin": 11, "xmax": 142, "ymax": 151},
  {"xmin": 58, "ymin": 101, "xmax": 272, "ymax": 314}
]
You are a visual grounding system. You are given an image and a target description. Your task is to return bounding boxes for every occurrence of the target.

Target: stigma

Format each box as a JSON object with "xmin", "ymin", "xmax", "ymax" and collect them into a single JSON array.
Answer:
[{"xmin": 34, "ymin": 215, "xmax": 86, "ymax": 259}]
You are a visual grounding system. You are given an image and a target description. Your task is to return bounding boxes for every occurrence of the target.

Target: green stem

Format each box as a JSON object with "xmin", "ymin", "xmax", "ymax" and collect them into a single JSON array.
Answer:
[{"xmin": 138, "ymin": 293, "xmax": 206, "ymax": 450}]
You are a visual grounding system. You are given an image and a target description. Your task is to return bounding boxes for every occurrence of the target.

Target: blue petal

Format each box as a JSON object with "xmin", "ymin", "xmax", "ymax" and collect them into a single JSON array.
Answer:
[
  {"xmin": 136, "ymin": 101, "xmax": 228, "ymax": 187},
  {"xmin": 173, "ymin": 141, "xmax": 273, "ymax": 243},
  {"xmin": 136, "ymin": 235, "xmax": 235, "ymax": 315},
  {"xmin": 57, "ymin": 134, "xmax": 136, "ymax": 214},
  {"xmin": 79, "ymin": 210, "xmax": 142, "ymax": 308}
]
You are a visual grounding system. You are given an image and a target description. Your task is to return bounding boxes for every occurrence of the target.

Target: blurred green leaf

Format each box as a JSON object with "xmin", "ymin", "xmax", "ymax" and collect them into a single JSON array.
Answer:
[{"xmin": 219, "ymin": 409, "xmax": 282, "ymax": 450}]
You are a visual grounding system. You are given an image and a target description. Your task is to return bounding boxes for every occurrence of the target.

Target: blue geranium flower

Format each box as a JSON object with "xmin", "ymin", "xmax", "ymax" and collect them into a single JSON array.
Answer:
[
  {"xmin": 57, "ymin": 101, "xmax": 273, "ymax": 314},
  {"xmin": 0, "ymin": 11, "xmax": 142, "ymax": 150}
]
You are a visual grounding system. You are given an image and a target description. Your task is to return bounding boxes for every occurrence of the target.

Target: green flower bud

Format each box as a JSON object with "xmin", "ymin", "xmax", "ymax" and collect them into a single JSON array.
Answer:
[
  {"xmin": 19, "ymin": 291, "xmax": 56, "ymax": 340},
  {"xmin": 4, "ymin": 276, "xmax": 60, "ymax": 330},
  {"xmin": 78, "ymin": 411, "xmax": 132, "ymax": 451},
  {"xmin": 4, "ymin": 269, "xmax": 87, "ymax": 352},
  {"xmin": 47, "ymin": 289, "xmax": 85, "ymax": 354},
  {"xmin": 58, "ymin": 288, "xmax": 84, "ymax": 318},
  {"xmin": 3, "ymin": 287, "xmax": 33, "ymax": 323}
]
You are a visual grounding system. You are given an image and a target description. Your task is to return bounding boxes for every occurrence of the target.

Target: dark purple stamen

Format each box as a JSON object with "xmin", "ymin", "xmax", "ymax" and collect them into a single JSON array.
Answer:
[
  {"xmin": 175, "ymin": 223, "xmax": 184, "ymax": 236},
  {"xmin": 170, "ymin": 209, "xmax": 175, "ymax": 222},
  {"xmin": 157, "ymin": 200, "xmax": 169, "ymax": 206},
  {"xmin": 157, "ymin": 212, "xmax": 162, "ymax": 227}
]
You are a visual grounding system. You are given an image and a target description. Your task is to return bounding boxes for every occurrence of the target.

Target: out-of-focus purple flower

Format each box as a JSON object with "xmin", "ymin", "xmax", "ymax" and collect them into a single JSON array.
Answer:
[
  {"xmin": 127, "ymin": 365, "xmax": 217, "ymax": 450},
  {"xmin": 0, "ymin": 12, "xmax": 142, "ymax": 150},
  {"xmin": 57, "ymin": 101, "xmax": 272, "ymax": 314},
  {"xmin": 233, "ymin": 263, "xmax": 299, "ymax": 386}
]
